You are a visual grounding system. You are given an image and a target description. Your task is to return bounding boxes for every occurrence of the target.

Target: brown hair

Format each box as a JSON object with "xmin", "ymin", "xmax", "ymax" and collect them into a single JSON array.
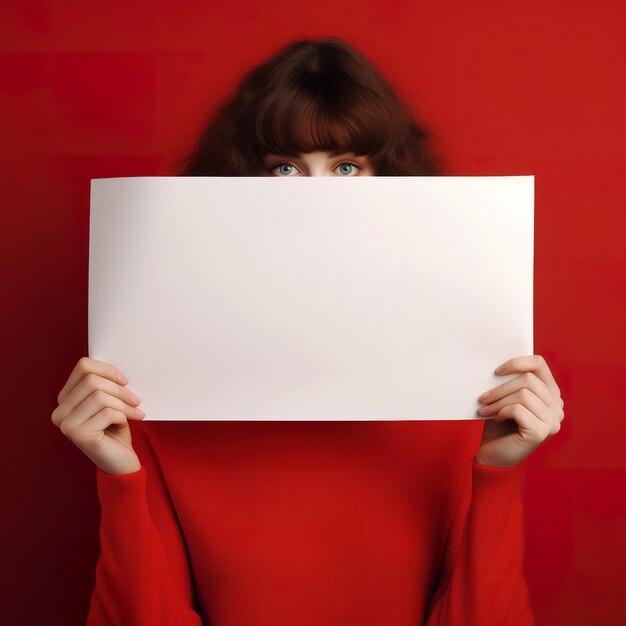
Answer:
[{"xmin": 176, "ymin": 37, "xmax": 443, "ymax": 176}]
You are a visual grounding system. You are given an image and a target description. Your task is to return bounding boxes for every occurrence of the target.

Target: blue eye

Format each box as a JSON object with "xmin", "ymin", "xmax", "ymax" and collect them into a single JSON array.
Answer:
[
  {"xmin": 269, "ymin": 159, "xmax": 362, "ymax": 176},
  {"xmin": 274, "ymin": 163, "xmax": 296, "ymax": 176},
  {"xmin": 336, "ymin": 161, "xmax": 362, "ymax": 175}
]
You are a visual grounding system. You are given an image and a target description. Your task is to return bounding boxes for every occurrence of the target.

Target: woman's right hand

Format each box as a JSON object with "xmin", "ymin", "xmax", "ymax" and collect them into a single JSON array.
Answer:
[{"xmin": 51, "ymin": 356, "xmax": 147, "ymax": 475}]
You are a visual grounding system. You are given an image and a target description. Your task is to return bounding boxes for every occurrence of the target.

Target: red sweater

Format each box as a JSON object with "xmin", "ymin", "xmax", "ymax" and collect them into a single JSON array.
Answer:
[{"xmin": 87, "ymin": 419, "xmax": 534, "ymax": 626}]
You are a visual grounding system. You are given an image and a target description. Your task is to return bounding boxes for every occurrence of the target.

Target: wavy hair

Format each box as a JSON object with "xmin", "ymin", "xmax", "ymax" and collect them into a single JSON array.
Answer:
[{"xmin": 176, "ymin": 37, "xmax": 443, "ymax": 176}]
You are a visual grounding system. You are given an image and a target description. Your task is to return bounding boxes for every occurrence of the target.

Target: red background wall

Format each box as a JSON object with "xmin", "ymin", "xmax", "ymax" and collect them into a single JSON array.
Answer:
[{"xmin": 2, "ymin": 1, "xmax": 625, "ymax": 624}]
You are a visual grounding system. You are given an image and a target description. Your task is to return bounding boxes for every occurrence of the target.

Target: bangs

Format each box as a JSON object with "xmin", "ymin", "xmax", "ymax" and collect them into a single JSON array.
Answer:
[{"xmin": 251, "ymin": 83, "xmax": 400, "ymax": 158}]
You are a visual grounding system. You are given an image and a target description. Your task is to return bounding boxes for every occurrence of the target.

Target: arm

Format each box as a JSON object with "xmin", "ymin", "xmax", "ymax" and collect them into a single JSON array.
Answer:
[
  {"xmin": 87, "ymin": 422, "xmax": 203, "ymax": 626},
  {"xmin": 423, "ymin": 457, "xmax": 534, "ymax": 626}
]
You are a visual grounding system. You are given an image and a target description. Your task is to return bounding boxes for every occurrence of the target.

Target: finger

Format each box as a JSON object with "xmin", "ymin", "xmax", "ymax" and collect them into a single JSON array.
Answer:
[
  {"xmin": 495, "ymin": 354, "xmax": 561, "ymax": 397},
  {"xmin": 494, "ymin": 403, "xmax": 555, "ymax": 441},
  {"xmin": 57, "ymin": 357, "xmax": 129, "ymax": 406},
  {"xmin": 59, "ymin": 388, "xmax": 145, "ymax": 432},
  {"xmin": 62, "ymin": 406, "xmax": 129, "ymax": 443},
  {"xmin": 52, "ymin": 372, "xmax": 141, "ymax": 426},
  {"xmin": 479, "ymin": 371, "xmax": 561, "ymax": 410},
  {"xmin": 479, "ymin": 387, "xmax": 558, "ymax": 430}
]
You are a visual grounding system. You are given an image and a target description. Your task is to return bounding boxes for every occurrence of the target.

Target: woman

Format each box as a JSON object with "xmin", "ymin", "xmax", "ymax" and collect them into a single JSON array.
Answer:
[{"xmin": 52, "ymin": 37, "xmax": 564, "ymax": 625}]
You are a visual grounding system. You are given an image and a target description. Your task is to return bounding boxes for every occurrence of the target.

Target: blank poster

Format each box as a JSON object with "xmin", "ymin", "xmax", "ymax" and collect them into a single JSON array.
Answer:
[{"xmin": 88, "ymin": 176, "xmax": 534, "ymax": 421}]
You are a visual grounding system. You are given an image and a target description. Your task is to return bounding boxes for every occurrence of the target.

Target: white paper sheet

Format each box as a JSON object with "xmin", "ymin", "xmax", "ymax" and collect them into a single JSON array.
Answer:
[{"xmin": 88, "ymin": 176, "xmax": 533, "ymax": 421}]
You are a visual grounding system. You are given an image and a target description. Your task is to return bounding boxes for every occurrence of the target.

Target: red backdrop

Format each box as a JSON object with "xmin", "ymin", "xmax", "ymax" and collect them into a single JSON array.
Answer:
[{"xmin": 2, "ymin": 1, "xmax": 625, "ymax": 624}]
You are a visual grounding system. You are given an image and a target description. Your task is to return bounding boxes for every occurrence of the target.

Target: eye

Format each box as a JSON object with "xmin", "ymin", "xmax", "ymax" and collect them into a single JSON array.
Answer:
[
  {"xmin": 271, "ymin": 161, "xmax": 300, "ymax": 176},
  {"xmin": 334, "ymin": 161, "xmax": 362, "ymax": 176},
  {"xmin": 268, "ymin": 158, "xmax": 365, "ymax": 176}
]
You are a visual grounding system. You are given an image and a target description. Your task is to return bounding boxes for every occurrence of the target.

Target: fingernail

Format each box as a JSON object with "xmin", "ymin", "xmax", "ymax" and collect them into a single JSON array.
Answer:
[{"xmin": 129, "ymin": 391, "xmax": 141, "ymax": 404}]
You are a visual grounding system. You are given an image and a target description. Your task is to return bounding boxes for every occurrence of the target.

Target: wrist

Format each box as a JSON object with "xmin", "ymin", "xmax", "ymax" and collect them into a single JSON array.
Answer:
[{"xmin": 474, "ymin": 454, "xmax": 522, "ymax": 469}]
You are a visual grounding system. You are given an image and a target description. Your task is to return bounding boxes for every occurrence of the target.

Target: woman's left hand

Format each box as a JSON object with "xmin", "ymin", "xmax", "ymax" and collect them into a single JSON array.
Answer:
[{"xmin": 475, "ymin": 354, "xmax": 565, "ymax": 468}]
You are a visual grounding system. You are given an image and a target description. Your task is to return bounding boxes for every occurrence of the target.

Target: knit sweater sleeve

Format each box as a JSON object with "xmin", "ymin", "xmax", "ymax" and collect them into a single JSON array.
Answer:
[
  {"xmin": 423, "ymin": 457, "xmax": 535, "ymax": 626},
  {"xmin": 86, "ymin": 425, "xmax": 202, "ymax": 626}
]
